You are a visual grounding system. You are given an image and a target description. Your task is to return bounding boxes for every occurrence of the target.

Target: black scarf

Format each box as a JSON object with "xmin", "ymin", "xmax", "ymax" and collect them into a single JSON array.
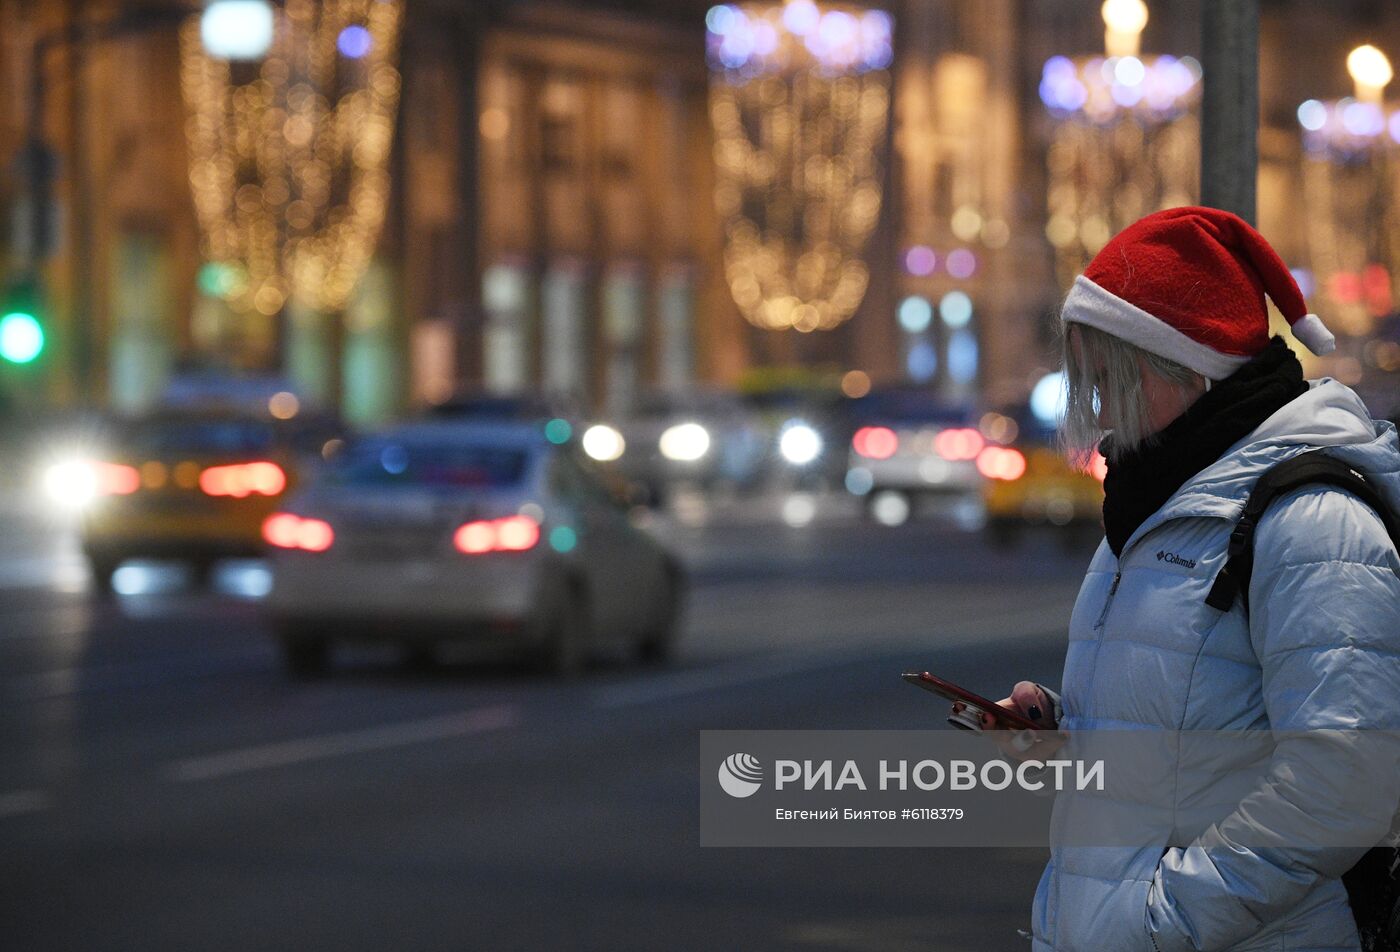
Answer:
[{"xmin": 1101, "ymin": 337, "xmax": 1307, "ymax": 556}]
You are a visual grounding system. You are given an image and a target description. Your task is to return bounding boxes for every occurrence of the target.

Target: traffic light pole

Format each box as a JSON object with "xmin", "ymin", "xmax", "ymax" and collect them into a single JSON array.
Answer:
[
  {"xmin": 1200, "ymin": 0, "xmax": 1259, "ymax": 226},
  {"xmin": 23, "ymin": 39, "xmax": 58, "ymax": 272},
  {"xmin": 17, "ymin": 4, "xmax": 193, "ymax": 399}
]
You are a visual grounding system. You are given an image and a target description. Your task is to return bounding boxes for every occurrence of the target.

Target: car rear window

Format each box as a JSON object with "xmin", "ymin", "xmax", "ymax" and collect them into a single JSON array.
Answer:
[
  {"xmin": 125, "ymin": 419, "xmax": 275, "ymax": 456},
  {"xmin": 330, "ymin": 441, "xmax": 530, "ymax": 489}
]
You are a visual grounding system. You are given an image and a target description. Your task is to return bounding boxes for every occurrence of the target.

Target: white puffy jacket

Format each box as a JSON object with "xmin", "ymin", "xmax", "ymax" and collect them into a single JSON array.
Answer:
[{"xmin": 1032, "ymin": 378, "xmax": 1400, "ymax": 952}]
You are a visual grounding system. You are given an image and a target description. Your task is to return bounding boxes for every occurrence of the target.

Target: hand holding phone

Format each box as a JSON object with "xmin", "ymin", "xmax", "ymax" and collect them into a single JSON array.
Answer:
[
  {"xmin": 903, "ymin": 672, "xmax": 1066, "ymax": 761},
  {"xmin": 901, "ymin": 671, "xmax": 1045, "ymax": 732}
]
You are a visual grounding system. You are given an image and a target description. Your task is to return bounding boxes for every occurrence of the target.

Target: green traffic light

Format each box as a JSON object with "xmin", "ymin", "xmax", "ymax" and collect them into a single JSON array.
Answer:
[{"xmin": 0, "ymin": 311, "xmax": 44, "ymax": 364}]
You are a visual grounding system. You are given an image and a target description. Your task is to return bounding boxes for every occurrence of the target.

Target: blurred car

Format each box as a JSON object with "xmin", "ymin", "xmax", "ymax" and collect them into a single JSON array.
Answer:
[
  {"xmin": 843, "ymin": 387, "xmax": 984, "ymax": 526},
  {"xmin": 263, "ymin": 420, "xmax": 683, "ymax": 676},
  {"xmin": 978, "ymin": 405, "xmax": 1105, "ymax": 547},
  {"xmin": 50, "ymin": 408, "xmax": 338, "ymax": 591},
  {"xmin": 602, "ymin": 390, "xmax": 768, "ymax": 505}
]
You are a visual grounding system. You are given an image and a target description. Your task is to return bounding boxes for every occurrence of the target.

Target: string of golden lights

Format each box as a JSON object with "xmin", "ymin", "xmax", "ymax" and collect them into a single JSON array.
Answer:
[
  {"xmin": 707, "ymin": 2, "xmax": 892, "ymax": 333},
  {"xmin": 1040, "ymin": 0, "xmax": 1201, "ymax": 289},
  {"xmin": 181, "ymin": 0, "xmax": 402, "ymax": 319}
]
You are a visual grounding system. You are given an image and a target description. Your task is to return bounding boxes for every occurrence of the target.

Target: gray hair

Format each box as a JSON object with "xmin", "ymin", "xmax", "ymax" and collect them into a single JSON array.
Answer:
[{"xmin": 1059, "ymin": 320, "xmax": 1203, "ymax": 465}]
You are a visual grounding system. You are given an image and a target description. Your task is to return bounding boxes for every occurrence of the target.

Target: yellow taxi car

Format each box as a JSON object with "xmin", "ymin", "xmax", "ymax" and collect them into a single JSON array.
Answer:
[
  {"xmin": 45, "ymin": 409, "xmax": 337, "ymax": 592},
  {"xmin": 978, "ymin": 405, "xmax": 1105, "ymax": 547}
]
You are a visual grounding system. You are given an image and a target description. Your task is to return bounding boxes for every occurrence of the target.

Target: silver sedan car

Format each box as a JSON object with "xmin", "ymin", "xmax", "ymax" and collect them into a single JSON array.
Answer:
[{"xmin": 263, "ymin": 420, "xmax": 683, "ymax": 676}]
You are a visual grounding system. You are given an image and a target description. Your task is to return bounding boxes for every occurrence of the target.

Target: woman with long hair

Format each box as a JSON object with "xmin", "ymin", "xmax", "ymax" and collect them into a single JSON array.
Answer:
[{"xmin": 992, "ymin": 206, "xmax": 1400, "ymax": 951}]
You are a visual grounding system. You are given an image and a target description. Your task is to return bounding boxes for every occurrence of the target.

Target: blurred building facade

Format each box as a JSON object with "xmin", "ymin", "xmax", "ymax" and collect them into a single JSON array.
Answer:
[{"xmin": 1, "ymin": 0, "xmax": 1398, "ymax": 422}]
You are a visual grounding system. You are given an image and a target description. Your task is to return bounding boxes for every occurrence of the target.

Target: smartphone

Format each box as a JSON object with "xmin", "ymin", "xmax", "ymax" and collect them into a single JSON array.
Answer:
[{"xmin": 901, "ymin": 670, "xmax": 1044, "ymax": 732}]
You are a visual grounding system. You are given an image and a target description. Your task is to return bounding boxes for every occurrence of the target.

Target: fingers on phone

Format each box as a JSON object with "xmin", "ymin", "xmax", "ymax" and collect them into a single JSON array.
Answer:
[
  {"xmin": 1011, "ymin": 681, "xmax": 1052, "ymax": 725},
  {"xmin": 988, "ymin": 697, "xmax": 1017, "ymax": 730}
]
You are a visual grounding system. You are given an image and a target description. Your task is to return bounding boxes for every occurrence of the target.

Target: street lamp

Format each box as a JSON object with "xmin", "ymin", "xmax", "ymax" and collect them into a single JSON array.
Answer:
[
  {"xmin": 198, "ymin": 0, "xmax": 274, "ymax": 61},
  {"xmin": 1101, "ymin": 0, "xmax": 1149, "ymax": 58},
  {"xmin": 1296, "ymin": 46, "xmax": 1399, "ymax": 350},
  {"xmin": 11, "ymin": 5, "xmax": 196, "ymax": 404},
  {"xmin": 1347, "ymin": 44, "xmax": 1393, "ymax": 105}
]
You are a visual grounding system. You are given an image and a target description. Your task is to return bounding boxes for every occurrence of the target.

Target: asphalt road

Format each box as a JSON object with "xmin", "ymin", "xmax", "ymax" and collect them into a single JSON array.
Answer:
[{"xmin": 0, "ymin": 500, "xmax": 1095, "ymax": 951}]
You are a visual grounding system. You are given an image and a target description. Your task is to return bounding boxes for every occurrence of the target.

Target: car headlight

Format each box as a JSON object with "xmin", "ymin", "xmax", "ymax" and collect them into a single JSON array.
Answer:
[
  {"xmin": 42, "ymin": 460, "xmax": 101, "ymax": 510},
  {"xmin": 41, "ymin": 458, "xmax": 140, "ymax": 511},
  {"xmin": 581, "ymin": 424, "xmax": 626, "ymax": 462},
  {"xmin": 778, "ymin": 421, "xmax": 823, "ymax": 466},
  {"xmin": 659, "ymin": 422, "xmax": 710, "ymax": 462}
]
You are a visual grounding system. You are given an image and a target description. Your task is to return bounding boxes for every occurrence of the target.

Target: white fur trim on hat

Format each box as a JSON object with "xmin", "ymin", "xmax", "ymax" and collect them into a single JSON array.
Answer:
[
  {"xmin": 1290, "ymin": 312, "xmax": 1336, "ymax": 355},
  {"xmin": 1061, "ymin": 276, "xmax": 1251, "ymax": 379}
]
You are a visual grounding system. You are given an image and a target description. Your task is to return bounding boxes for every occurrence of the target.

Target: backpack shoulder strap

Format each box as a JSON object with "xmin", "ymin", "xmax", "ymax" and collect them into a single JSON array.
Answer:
[{"xmin": 1204, "ymin": 449, "xmax": 1400, "ymax": 613}]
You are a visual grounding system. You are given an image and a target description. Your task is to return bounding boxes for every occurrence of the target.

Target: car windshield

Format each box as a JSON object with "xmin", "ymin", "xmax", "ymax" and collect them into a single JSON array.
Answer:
[
  {"xmin": 329, "ymin": 441, "xmax": 531, "ymax": 489},
  {"xmin": 849, "ymin": 390, "xmax": 973, "ymax": 426},
  {"xmin": 124, "ymin": 418, "xmax": 276, "ymax": 456}
]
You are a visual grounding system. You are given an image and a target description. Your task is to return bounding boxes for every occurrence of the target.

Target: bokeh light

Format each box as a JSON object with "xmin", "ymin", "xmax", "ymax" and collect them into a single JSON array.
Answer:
[
  {"xmin": 841, "ymin": 369, "xmax": 872, "ymax": 398},
  {"xmin": 380, "ymin": 444, "xmax": 408, "ymax": 475},
  {"xmin": 945, "ymin": 249, "xmax": 978, "ymax": 280},
  {"xmin": 582, "ymin": 425, "xmax": 626, "ymax": 462},
  {"xmin": 0, "ymin": 312, "xmax": 44, "ymax": 364},
  {"xmin": 906, "ymin": 341, "xmax": 938, "ymax": 382},
  {"xmin": 852, "ymin": 426, "xmax": 898, "ymax": 460},
  {"xmin": 337, "ymin": 25, "xmax": 372, "ymax": 58},
  {"xmin": 779, "ymin": 421, "xmax": 823, "ymax": 466},
  {"xmin": 898, "ymin": 295, "xmax": 933, "ymax": 333},
  {"xmin": 903, "ymin": 245, "xmax": 936, "ymax": 276},
  {"xmin": 659, "ymin": 423, "xmax": 710, "ymax": 462},
  {"xmin": 1030, "ymin": 371, "xmax": 1068, "ymax": 427},
  {"xmin": 549, "ymin": 525, "xmax": 578, "ymax": 553},
  {"xmin": 1297, "ymin": 99, "xmax": 1327, "ymax": 132},
  {"xmin": 1347, "ymin": 44, "xmax": 1394, "ymax": 91},
  {"xmin": 199, "ymin": 0, "xmax": 274, "ymax": 61},
  {"xmin": 845, "ymin": 467, "xmax": 873, "ymax": 495},
  {"xmin": 544, "ymin": 418, "xmax": 573, "ymax": 445},
  {"xmin": 947, "ymin": 330, "xmax": 978, "ymax": 383},
  {"xmin": 268, "ymin": 391, "xmax": 300, "ymax": 420},
  {"xmin": 939, "ymin": 291, "xmax": 973, "ymax": 329}
]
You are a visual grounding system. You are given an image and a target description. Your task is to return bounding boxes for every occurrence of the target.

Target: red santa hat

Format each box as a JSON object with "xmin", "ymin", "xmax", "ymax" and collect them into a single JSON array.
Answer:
[{"xmin": 1061, "ymin": 205, "xmax": 1335, "ymax": 380}]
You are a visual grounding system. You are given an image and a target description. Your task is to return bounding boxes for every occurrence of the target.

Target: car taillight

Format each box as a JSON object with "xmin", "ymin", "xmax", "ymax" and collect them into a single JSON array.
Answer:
[
  {"xmin": 852, "ymin": 426, "xmax": 898, "ymax": 460},
  {"xmin": 453, "ymin": 515, "xmax": 541, "ymax": 555},
  {"xmin": 262, "ymin": 512, "xmax": 334, "ymax": 552},
  {"xmin": 933, "ymin": 427, "xmax": 984, "ymax": 461},
  {"xmin": 976, "ymin": 446, "xmax": 1027, "ymax": 481},
  {"xmin": 96, "ymin": 462, "xmax": 141, "ymax": 495},
  {"xmin": 200, "ymin": 461, "xmax": 287, "ymax": 498}
]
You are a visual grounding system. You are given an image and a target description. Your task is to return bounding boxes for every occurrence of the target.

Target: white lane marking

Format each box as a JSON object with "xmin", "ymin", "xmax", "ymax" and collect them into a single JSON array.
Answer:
[
  {"xmin": 593, "ymin": 601, "xmax": 1074, "ymax": 709},
  {"xmin": 0, "ymin": 789, "xmax": 49, "ymax": 818},
  {"xmin": 165, "ymin": 705, "xmax": 517, "ymax": 782}
]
